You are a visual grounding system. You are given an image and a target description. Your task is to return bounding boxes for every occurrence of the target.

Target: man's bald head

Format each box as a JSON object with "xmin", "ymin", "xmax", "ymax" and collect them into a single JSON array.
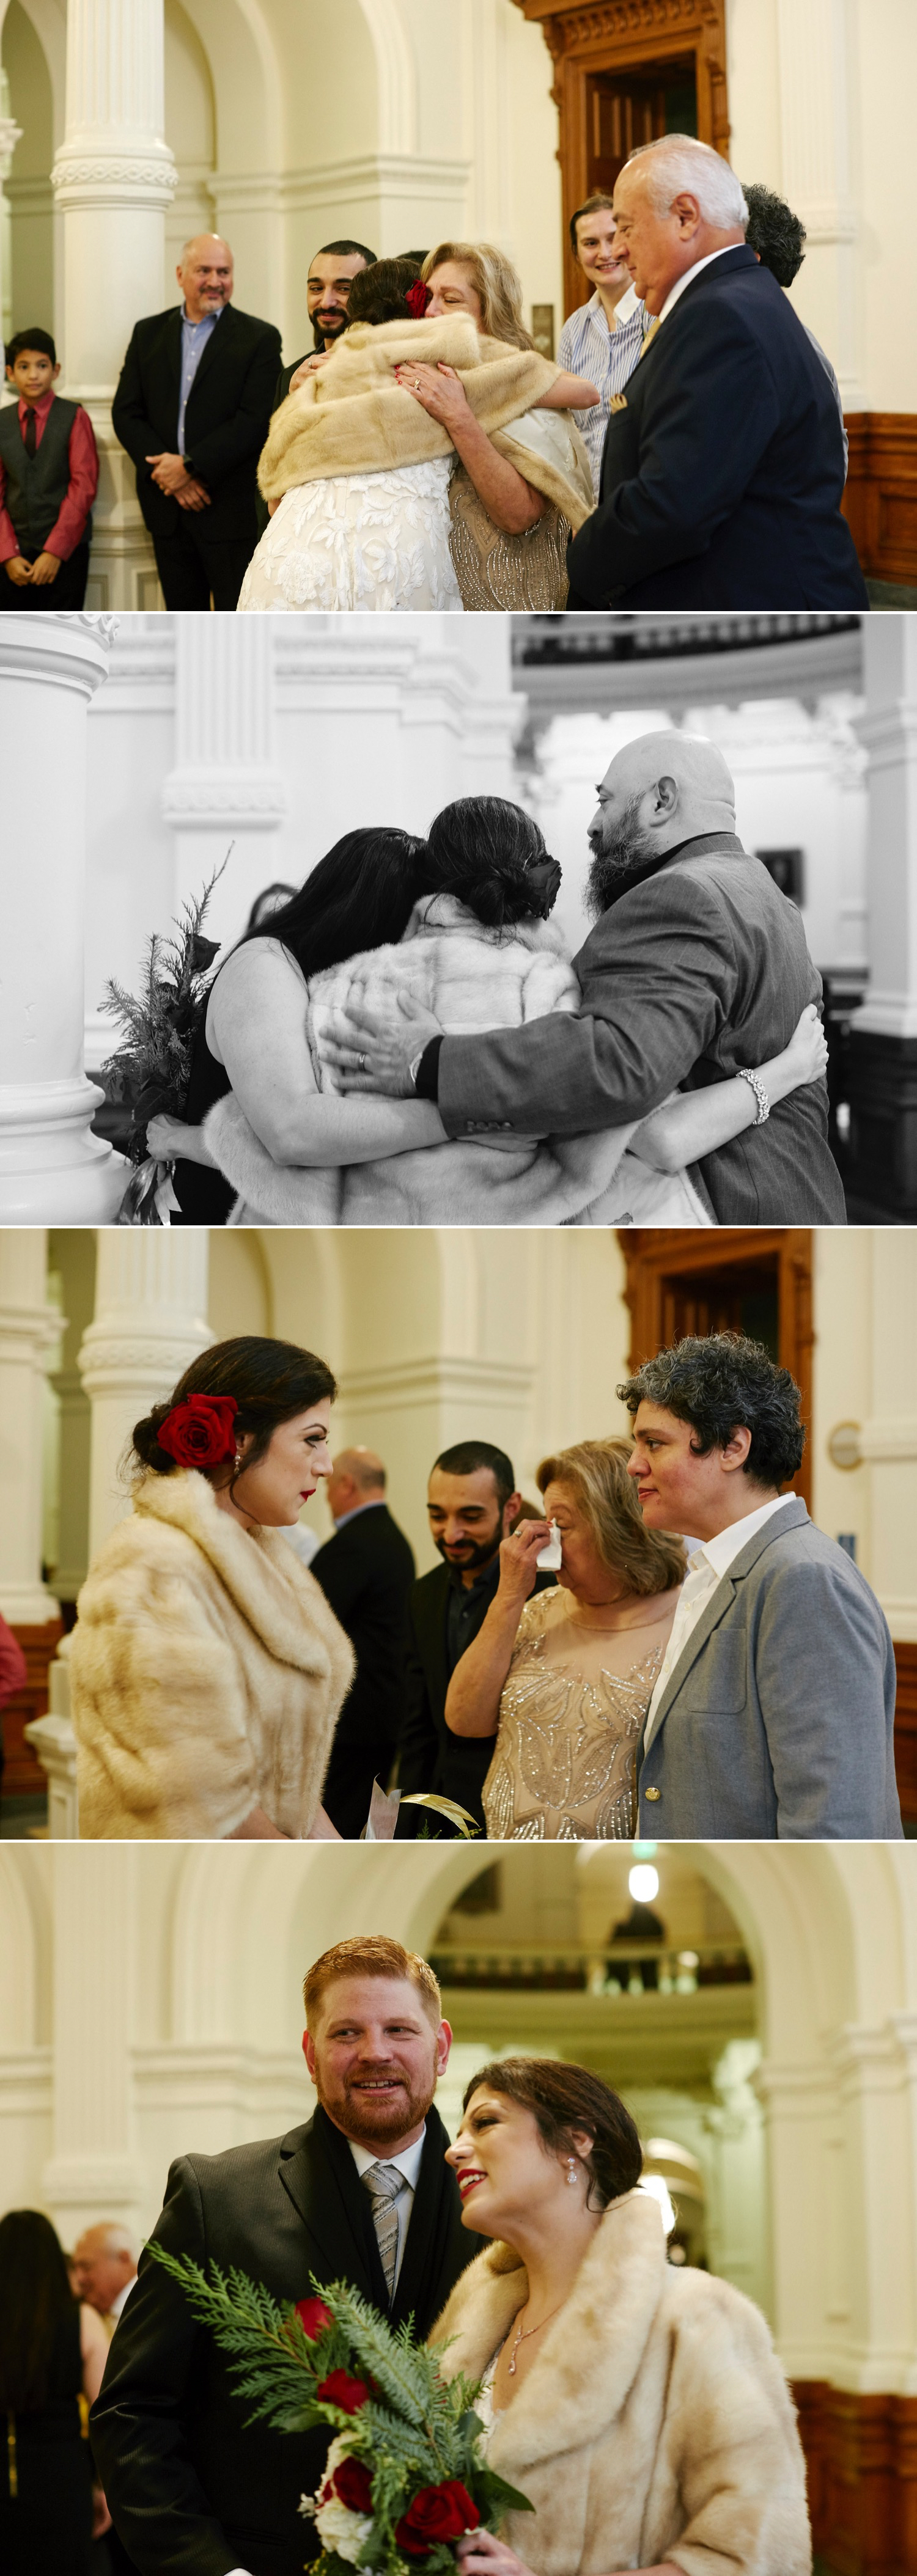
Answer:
[
  {"xmin": 327, "ymin": 1447, "xmax": 388, "ymax": 1524},
  {"xmin": 177, "ymin": 235, "xmax": 234, "ymax": 323},
  {"xmin": 586, "ymin": 730, "xmax": 736, "ymax": 913},
  {"xmin": 72, "ymin": 2222, "xmax": 139, "ymax": 2314}
]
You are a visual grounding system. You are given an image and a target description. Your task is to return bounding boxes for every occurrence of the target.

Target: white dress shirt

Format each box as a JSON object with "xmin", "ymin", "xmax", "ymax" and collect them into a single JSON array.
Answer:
[
  {"xmin": 657, "ymin": 242, "xmax": 742, "ymax": 326},
  {"xmin": 226, "ymin": 2137, "xmax": 427, "ymax": 2576},
  {"xmin": 643, "ymin": 1492, "xmax": 798, "ymax": 1751},
  {"xmin": 348, "ymin": 2129, "xmax": 426, "ymax": 2289}
]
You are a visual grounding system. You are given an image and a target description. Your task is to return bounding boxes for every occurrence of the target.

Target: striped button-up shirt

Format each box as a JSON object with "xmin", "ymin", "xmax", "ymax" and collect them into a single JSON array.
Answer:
[{"xmin": 558, "ymin": 285, "xmax": 648, "ymax": 497}]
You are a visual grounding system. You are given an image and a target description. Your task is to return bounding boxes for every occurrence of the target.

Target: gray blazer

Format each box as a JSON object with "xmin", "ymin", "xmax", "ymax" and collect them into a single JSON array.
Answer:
[
  {"xmin": 436, "ymin": 832, "xmax": 847, "ymax": 1224},
  {"xmin": 636, "ymin": 1500, "xmax": 902, "ymax": 1839}
]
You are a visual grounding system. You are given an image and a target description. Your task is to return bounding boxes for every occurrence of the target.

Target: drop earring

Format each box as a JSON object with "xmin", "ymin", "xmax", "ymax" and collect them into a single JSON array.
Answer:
[{"xmin": 566, "ymin": 2159, "xmax": 577, "ymax": 2187}]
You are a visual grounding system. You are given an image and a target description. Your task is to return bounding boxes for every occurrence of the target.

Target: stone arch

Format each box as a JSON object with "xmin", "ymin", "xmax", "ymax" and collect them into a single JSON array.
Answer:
[
  {"xmin": 356, "ymin": 0, "xmax": 416, "ymax": 156},
  {"xmin": 1, "ymin": 0, "xmax": 61, "ymax": 337}
]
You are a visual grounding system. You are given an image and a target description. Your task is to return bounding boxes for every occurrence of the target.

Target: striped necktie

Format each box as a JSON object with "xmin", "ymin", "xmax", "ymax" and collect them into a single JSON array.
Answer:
[{"xmin": 361, "ymin": 2162, "xmax": 403, "ymax": 2302}]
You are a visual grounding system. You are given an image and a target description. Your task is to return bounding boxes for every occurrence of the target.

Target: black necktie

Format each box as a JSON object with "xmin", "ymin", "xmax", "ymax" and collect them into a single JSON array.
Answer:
[{"xmin": 23, "ymin": 410, "xmax": 37, "ymax": 459}]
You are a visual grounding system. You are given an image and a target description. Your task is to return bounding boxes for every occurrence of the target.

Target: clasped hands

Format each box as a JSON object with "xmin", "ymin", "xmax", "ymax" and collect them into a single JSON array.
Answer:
[
  {"xmin": 6, "ymin": 549, "xmax": 61, "ymax": 585},
  {"xmin": 322, "ymin": 991, "xmax": 445, "ymax": 1095},
  {"xmin": 145, "ymin": 451, "xmax": 211, "ymax": 510}
]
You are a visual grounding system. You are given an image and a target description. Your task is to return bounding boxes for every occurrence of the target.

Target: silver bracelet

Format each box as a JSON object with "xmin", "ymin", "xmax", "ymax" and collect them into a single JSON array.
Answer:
[
  {"xmin": 738, "ymin": 1068, "xmax": 770, "ymax": 1126},
  {"xmin": 408, "ymin": 1049, "xmax": 425, "ymax": 1094}
]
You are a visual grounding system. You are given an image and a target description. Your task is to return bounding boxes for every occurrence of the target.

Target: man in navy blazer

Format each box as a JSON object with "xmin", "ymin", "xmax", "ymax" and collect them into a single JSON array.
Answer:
[
  {"xmin": 567, "ymin": 134, "xmax": 868, "ymax": 611},
  {"xmin": 112, "ymin": 233, "xmax": 281, "ymax": 607},
  {"xmin": 621, "ymin": 1334, "xmax": 901, "ymax": 1841}
]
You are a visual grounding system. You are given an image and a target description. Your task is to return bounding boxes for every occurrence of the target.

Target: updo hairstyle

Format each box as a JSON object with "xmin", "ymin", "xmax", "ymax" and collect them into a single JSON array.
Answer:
[
  {"xmin": 462, "ymin": 2055, "xmax": 643, "ymax": 2211},
  {"xmin": 346, "ymin": 256, "xmax": 423, "ymax": 327},
  {"xmin": 131, "ymin": 1335, "xmax": 337, "ymax": 1483},
  {"xmin": 423, "ymin": 797, "xmax": 559, "ymax": 930}
]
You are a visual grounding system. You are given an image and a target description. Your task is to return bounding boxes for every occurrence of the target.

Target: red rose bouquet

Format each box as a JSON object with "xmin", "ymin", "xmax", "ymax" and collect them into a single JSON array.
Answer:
[{"xmin": 149, "ymin": 2251, "xmax": 532, "ymax": 2576}]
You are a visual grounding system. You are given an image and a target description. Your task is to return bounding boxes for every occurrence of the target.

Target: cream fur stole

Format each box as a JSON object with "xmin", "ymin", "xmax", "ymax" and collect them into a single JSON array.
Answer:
[
  {"xmin": 257, "ymin": 312, "xmax": 595, "ymax": 530},
  {"xmin": 431, "ymin": 2192, "xmax": 811, "ymax": 2576}
]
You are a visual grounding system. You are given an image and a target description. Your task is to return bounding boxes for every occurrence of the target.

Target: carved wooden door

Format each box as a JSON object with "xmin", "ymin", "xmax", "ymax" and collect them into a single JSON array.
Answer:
[{"xmin": 586, "ymin": 58, "xmax": 698, "ymax": 197}]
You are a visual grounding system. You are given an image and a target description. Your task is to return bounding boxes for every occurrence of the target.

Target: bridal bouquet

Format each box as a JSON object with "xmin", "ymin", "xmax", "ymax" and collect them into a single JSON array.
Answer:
[
  {"xmin": 150, "ymin": 2248, "xmax": 531, "ymax": 2576},
  {"xmin": 100, "ymin": 856, "xmax": 228, "ymax": 1223}
]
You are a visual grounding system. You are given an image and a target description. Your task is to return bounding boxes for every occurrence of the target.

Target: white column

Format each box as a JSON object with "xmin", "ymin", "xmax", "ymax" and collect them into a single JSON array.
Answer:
[
  {"xmin": 163, "ymin": 618, "xmax": 286, "ymax": 949},
  {"xmin": 79, "ymin": 1230, "xmax": 212, "ymax": 1556},
  {"xmin": 855, "ymin": 618, "xmax": 917, "ymax": 1041},
  {"xmin": 42, "ymin": 1845, "xmax": 146, "ymax": 2236},
  {"xmin": 775, "ymin": 0, "xmax": 863, "ymax": 406},
  {"xmin": 0, "ymin": 615, "xmax": 124, "ymax": 1222},
  {"xmin": 0, "ymin": 1231, "xmax": 60, "ymax": 1622},
  {"xmin": 844, "ymin": 618, "xmax": 917, "ymax": 1216},
  {"xmin": 860, "ymin": 1236, "xmax": 917, "ymax": 1643},
  {"xmin": 52, "ymin": 0, "xmax": 176, "ymax": 610}
]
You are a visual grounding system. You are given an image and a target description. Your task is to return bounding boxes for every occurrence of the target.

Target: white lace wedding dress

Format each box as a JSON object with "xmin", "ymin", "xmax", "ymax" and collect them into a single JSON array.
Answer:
[{"xmin": 237, "ymin": 460, "xmax": 463, "ymax": 612}]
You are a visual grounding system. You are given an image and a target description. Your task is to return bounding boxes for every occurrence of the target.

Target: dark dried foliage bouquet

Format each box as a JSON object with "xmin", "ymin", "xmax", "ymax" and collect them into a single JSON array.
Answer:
[
  {"xmin": 149, "ymin": 2248, "xmax": 532, "ymax": 2576},
  {"xmin": 100, "ymin": 856, "xmax": 228, "ymax": 1223}
]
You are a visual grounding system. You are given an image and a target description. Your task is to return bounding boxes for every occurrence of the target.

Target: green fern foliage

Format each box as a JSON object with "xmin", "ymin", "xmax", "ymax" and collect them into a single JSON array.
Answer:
[{"xmin": 147, "ymin": 2244, "xmax": 534, "ymax": 2573}]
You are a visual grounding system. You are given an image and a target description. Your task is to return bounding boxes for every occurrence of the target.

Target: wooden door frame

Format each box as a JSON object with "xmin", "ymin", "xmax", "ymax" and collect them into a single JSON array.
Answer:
[
  {"xmin": 509, "ymin": 0, "xmax": 731, "ymax": 320},
  {"xmin": 616, "ymin": 1228, "xmax": 814, "ymax": 1513}
]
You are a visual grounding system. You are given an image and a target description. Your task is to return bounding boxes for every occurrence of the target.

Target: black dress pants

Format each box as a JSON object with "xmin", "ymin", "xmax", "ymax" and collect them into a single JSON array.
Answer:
[
  {"xmin": 152, "ymin": 512, "xmax": 257, "ymax": 609},
  {"xmin": 0, "ymin": 542, "xmax": 90, "ymax": 607}
]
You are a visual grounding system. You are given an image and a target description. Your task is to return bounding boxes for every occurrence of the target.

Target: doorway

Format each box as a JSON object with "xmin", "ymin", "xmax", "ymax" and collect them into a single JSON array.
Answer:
[
  {"xmin": 523, "ymin": 0, "xmax": 729, "ymax": 319},
  {"xmin": 617, "ymin": 1228, "xmax": 814, "ymax": 1510},
  {"xmin": 586, "ymin": 56, "xmax": 698, "ymax": 199}
]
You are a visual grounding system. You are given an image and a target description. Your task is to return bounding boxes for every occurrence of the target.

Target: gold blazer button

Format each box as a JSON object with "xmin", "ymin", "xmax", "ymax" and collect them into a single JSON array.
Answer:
[{"xmin": 644, "ymin": 1786, "xmax": 661, "ymax": 1802}]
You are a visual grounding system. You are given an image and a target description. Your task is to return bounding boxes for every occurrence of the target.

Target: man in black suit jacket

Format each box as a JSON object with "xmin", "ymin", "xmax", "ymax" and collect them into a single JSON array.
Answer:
[
  {"xmin": 311, "ymin": 1447, "xmax": 416, "ymax": 1838},
  {"xmin": 90, "ymin": 1937, "xmax": 482, "ymax": 2576},
  {"xmin": 399, "ymin": 1442, "xmax": 556, "ymax": 1833},
  {"xmin": 326, "ymin": 732, "xmax": 846, "ymax": 1228},
  {"xmin": 112, "ymin": 233, "xmax": 281, "ymax": 608},
  {"xmin": 566, "ymin": 135, "xmax": 867, "ymax": 610}
]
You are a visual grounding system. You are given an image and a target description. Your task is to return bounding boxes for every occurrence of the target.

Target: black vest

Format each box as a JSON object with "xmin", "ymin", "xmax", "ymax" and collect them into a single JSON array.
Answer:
[{"xmin": 0, "ymin": 397, "xmax": 89, "ymax": 549}]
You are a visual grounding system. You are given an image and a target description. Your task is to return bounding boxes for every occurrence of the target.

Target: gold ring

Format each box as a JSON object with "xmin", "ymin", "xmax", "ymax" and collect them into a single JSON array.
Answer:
[{"xmin": 413, "ymin": 378, "xmax": 421, "ymax": 389}]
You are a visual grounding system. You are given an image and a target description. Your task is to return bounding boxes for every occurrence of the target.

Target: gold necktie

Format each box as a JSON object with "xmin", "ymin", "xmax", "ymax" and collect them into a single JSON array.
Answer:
[{"xmin": 638, "ymin": 315, "xmax": 661, "ymax": 361}]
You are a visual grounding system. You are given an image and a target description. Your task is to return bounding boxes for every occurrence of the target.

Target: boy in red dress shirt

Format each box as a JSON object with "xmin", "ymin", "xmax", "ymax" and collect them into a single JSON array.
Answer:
[{"xmin": 1, "ymin": 326, "xmax": 98, "ymax": 606}]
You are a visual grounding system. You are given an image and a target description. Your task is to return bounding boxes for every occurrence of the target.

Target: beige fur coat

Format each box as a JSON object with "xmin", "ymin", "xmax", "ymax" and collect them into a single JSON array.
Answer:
[
  {"xmin": 433, "ymin": 2192, "xmax": 811, "ymax": 2576},
  {"xmin": 202, "ymin": 899, "xmax": 654, "ymax": 1226},
  {"xmin": 257, "ymin": 313, "xmax": 594, "ymax": 529},
  {"xmin": 69, "ymin": 1470, "xmax": 355, "ymax": 1840}
]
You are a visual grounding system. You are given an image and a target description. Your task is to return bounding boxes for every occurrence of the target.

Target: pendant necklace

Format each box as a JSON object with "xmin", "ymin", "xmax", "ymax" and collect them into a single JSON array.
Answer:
[{"xmin": 507, "ymin": 2300, "xmax": 564, "ymax": 2376}]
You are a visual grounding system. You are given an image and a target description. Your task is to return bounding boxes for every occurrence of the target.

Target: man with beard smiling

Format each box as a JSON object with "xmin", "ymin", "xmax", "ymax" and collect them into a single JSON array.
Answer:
[
  {"xmin": 271, "ymin": 240, "xmax": 377, "ymax": 409},
  {"xmin": 328, "ymin": 733, "xmax": 846, "ymax": 1227},
  {"xmin": 90, "ymin": 1937, "xmax": 481, "ymax": 2576},
  {"xmin": 397, "ymin": 1443, "xmax": 558, "ymax": 1834}
]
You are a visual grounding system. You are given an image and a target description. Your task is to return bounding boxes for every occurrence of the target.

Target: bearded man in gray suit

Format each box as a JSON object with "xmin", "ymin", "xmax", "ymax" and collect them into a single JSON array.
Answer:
[
  {"xmin": 621, "ymin": 1332, "xmax": 900, "ymax": 1840},
  {"xmin": 326, "ymin": 732, "xmax": 845, "ymax": 1227}
]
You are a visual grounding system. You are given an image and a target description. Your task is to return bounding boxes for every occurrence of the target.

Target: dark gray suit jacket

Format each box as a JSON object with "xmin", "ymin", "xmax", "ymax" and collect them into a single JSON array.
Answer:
[
  {"xmin": 90, "ymin": 2103, "xmax": 480, "ymax": 2576},
  {"xmin": 636, "ymin": 1500, "xmax": 902, "ymax": 1839},
  {"xmin": 435, "ymin": 834, "xmax": 846, "ymax": 1225}
]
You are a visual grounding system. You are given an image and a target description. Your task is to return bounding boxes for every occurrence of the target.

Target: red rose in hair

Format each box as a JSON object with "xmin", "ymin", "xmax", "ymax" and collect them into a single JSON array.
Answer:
[
  {"xmin": 294, "ymin": 2295, "xmax": 334, "ymax": 2339},
  {"xmin": 406, "ymin": 279, "xmax": 430, "ymax": 318},
  {"xmin": 330, "ymin": 2457, "xmax": 373, "ymax": 2512},
  {"xmin": 395, "ymin": 2481, "xmax": 480, "ymax": 2553},
  {"xmin": 317, "ymin": 2369, "xmax": 372, "ymax": 2414},
  {"xmin": 157, "ymin": 1393, "xmax": 238, "ymax": 1468}
]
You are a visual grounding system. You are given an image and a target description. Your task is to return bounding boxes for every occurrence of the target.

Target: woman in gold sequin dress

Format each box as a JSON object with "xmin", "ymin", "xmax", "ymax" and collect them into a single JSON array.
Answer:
[{"xmin": 444, "ymin": 1439, "xmax": 685, "ymax": 1839}]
